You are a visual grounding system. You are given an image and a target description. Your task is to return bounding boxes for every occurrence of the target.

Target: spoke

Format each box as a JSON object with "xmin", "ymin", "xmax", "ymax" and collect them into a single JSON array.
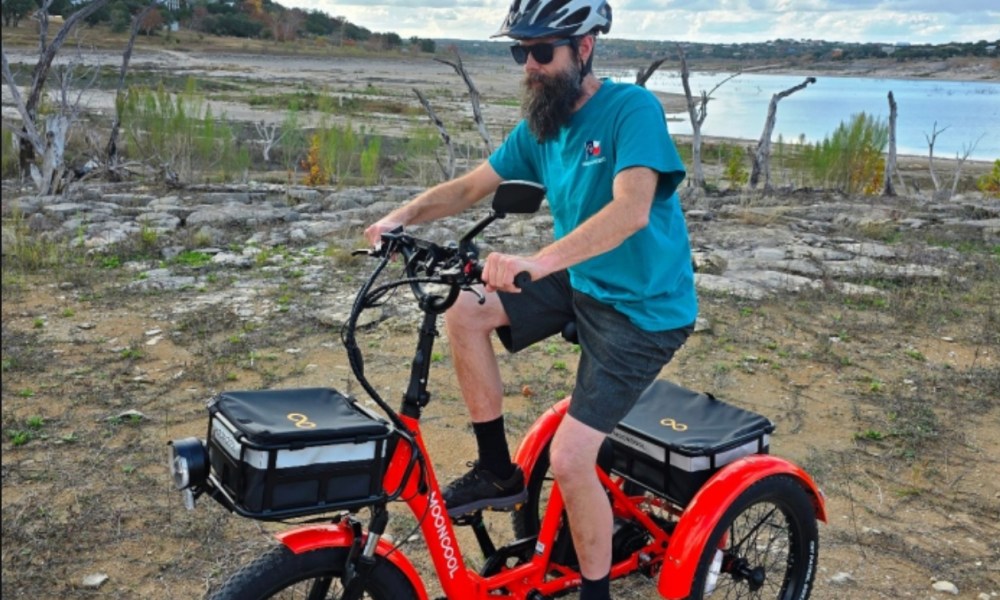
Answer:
[{"xmin": 731, "ymin": 505, "xmax": 778, "ymax": 551}]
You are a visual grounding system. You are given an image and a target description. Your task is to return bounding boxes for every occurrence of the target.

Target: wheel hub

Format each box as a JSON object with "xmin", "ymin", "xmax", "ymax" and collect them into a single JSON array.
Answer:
[{"xmin": 730, "ymin": 557, "xmax": 767, "ymax": 592}]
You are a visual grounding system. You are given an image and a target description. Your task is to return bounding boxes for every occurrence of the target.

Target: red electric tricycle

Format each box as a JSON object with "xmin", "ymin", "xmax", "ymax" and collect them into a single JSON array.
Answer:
[{"xmin": 169, "ymin": 181, "xmax": 826, "ymax": 600}]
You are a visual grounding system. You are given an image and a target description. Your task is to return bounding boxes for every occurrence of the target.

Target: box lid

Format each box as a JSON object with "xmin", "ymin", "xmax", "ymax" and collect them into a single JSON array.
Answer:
[
  {"xmin": 211, "ymin": 388, "xmax": 389, "ymax": 445},
  {"xmin": 614, "ymin": 380, "xmax": 774, "ymax": 457}
]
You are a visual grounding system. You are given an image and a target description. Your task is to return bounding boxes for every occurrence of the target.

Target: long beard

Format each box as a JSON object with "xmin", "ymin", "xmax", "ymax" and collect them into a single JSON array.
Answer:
[{"xmin": 521, "ymin": 62, "xmax": 583, "ymax": 142}]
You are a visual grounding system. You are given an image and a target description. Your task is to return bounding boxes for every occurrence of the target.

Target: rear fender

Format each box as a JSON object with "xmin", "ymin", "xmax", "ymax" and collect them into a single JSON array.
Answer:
[
  {"xmin": 512, "ymin": 399, "xmax": 570, "ymax": 477},
  {"xmin": 657, "ymin": 455, "xmax": 826, "ymax": 600},
  {"xmin": 276, "ymin": 523, "xmax": 429, "ymax": 600}
]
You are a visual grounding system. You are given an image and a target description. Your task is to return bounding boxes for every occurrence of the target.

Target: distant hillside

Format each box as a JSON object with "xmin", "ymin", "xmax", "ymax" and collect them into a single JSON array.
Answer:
[{"xmin": 438, "ymin": 37, "xmax": 999, "ymax": 65}]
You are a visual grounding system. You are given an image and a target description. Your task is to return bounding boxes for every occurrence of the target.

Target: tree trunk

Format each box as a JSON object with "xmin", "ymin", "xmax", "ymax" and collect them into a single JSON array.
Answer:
[
  {"xmin": 678, "ymin": 45, "xmax": 743, "ymax": 189},
  {"xmin": 749, "ymin": 77, "xmax": 816, "ymax": 190},
  {"xmin": 882, "ymin": 91, "xmax": 898, "ymax": 196},
  {"xmin": 107, "ymin": 1, "xmax": 156, "ymax": 177},
  {"xmin": 435, "ymin": 50, "xmax": 493, "ymax": 155},
  {"xmin": 925, "ymin": 122, "xmax": 945, "ymax": 193},
  {"xmin": 678, "ymin": 47, "xmax": 704, "ymax": 188},
  {"xmin": 30, "ymin": 114, "xmax": 69, "ymax": 195},
  {"xmin": 15, "ymin": 0, "xmax": 111, "ymax": 174},
  {"xmin": 413, "ymin": 88, "xmax": 456, "ymax": 181}
]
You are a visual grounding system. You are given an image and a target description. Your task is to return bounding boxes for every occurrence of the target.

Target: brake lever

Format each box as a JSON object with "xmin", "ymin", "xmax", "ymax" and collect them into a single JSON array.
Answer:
[{"xmin": 465, "ymin": 286, "xmax": 486, "ymax": 305}]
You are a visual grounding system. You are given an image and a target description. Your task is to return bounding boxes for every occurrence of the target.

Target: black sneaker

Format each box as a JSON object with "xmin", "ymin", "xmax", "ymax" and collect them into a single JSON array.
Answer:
[{"xmin": 442, "ymin": 461, "xmax": 527, "ymax": 517}]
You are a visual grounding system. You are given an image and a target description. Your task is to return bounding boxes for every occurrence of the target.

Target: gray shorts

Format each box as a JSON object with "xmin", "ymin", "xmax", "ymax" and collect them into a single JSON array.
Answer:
[{"xmin": 497, "ymin": 271, "xmax": 692, "ymax": 433}]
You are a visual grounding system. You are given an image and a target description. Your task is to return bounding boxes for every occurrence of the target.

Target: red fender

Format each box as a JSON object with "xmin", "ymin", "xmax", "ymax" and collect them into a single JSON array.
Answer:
[
  {"xmin": 657, "ymin": 454, "xmax": 827, "ymax": 599},
  {"xmin": 512, "ymin": 399, "xmax": 570, "ymax": 476},
  {"xmin": 276, "ymin": 523, "xmax": 430, "ymax": 600}
]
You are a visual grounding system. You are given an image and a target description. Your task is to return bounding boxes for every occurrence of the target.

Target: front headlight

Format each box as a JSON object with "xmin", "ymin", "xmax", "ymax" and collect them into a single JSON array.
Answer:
[{"xmin": 169, "ymin": 437, "xmax": 208, "ymax": 490}]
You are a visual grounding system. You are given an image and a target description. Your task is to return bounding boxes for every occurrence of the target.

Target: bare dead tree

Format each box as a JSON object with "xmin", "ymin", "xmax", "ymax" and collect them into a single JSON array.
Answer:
[
  {"xmin": 106, "ymin": 1, "xmax": 158, "ymax": 179},
  {"xmin": 946, "ymin": 136, "xmax": 983, "ymax": 200},
  {"xmin": 678, "ymin": 45, "xmax": 742, "ymax": 189},
  {"xmin": 413, "ymin": 88, "xmax": 456, "ymax": 181},
  {"xmin": 434, "ymin": 49, "xmax": 493, "ymax": 155},
  {"xmin": 749, "ymin": 76, "xmax": 816, "ymax": 190},
  {"xmin": 10, "ymin": 0, "xmax": 111, "ymax": 172},
  {"xmin": 924, "ymin": 121, "xmax": 947, "ymax": 192},
  {"xmin": 882, "ymin": 91, "xmax": 898, "ymax": 197},
  {"xmin": 635, "ymin": 57, "xmax": 667, "ymax": 88},
  {"xmin": 253, "ymin": 120, "xmax": 284, "ymax": 163},
  {"xmin": 924, "ymin": 122, "xmax": 984, "ymax": 200},
  {"xmin": 2, "ymin": 0, "xmax": 111, "ymax": 194}
]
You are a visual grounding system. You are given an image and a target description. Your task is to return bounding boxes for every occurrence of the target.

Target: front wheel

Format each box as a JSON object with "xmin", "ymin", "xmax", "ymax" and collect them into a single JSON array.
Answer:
[
  {"xmin": 689, "ymin": 474, "xmax": 819, "ymax": 600},
  {"xmin": 207, "ymin": 545, "xmax": 419, "ymax": 600}
]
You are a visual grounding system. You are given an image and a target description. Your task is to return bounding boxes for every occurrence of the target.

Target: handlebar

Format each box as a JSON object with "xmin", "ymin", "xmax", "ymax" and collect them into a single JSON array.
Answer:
[{"xmin": 358, "ymin": 228, "xmax": 531, "ymax": 315}]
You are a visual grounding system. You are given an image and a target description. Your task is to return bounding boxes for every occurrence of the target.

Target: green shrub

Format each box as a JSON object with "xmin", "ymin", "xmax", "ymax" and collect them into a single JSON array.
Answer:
[
  {"xmin": 120, "ymin": 78, "xmax": 246, "ymax": 182},
  {"xmin": 360, "ymin": 135, "xmax": 382, "ymax": 185},
  {"xmin": 722, "ymin": 143, "xmax": 748, "ymax": 186},
  {"xmin": 976, "ymin": 159, "xmax": 1000, "ymax": 197},
  {"xmin": 803, "ymin": 112, "xmax": 888, "ymax": 194}
]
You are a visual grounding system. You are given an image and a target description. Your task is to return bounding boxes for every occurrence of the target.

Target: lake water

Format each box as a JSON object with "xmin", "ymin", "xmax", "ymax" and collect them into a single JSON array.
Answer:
[{"xmin": 603, "ymin": 70, "xmax": 1000, "ymax": 162}]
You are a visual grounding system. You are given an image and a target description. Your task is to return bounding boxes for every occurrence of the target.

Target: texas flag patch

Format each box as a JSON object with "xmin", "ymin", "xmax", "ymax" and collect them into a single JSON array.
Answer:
[{"xmin": 585, "ymin": 140, "xmax": 601, "ymax": 157}]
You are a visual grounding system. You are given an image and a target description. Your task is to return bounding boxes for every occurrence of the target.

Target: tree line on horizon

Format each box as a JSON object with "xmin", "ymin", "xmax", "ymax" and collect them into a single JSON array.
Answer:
[
  {"xmin": 1, "ymin": 0, "xmax": 438, "ymax": 53},
  {"xmin": 4, "ymin": 0, "xmax": 995, "ymax": 61},
  {"xmin": 444, "ymin": 37, "xmax": 999, "ymax": 63}
]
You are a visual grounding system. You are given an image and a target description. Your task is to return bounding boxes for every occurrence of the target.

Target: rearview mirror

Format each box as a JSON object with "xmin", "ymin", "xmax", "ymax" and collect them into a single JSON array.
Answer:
[{"xmin": 492, "ymin": 180, "xmax": 545, "ymax": 216}]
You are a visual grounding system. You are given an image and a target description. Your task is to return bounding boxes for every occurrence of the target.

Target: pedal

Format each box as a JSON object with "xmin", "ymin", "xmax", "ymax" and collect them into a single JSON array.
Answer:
[{"xmin": 450, "ymin": 510, "xmax": 485, "ymax": 527}]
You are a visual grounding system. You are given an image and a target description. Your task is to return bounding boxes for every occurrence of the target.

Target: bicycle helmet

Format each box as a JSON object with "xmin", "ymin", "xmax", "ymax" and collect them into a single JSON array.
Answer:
[{"xmin": 494, "ymin": 0, "xmax": 612, "ymax": 39}]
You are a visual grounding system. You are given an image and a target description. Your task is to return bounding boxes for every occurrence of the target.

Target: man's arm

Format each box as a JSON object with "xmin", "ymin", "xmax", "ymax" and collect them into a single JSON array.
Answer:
[
  {"xmin": 364, "ymin": 162, "xmax": 503, "ymax": 246},
  {"xmin": 482, "ymin": 166, "xmax": 657, "ymax": 291}
]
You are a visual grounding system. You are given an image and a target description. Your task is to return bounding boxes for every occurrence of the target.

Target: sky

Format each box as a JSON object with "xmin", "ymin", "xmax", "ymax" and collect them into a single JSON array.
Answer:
[{"xmin": 282, "ymin": 0, "xmax": 999, "ymax": 45}]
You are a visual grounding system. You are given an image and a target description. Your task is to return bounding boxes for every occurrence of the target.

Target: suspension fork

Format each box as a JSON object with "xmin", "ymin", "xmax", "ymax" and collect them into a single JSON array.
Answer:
[{"xmin": 341, "ymin": 505, "xmax": 391, "ymax": 600}]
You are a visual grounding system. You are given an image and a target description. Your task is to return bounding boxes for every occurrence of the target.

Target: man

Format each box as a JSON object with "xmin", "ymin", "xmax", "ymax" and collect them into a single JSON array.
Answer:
[{"xmin": 365, "ymin": 1, "xmax": 696, "ymax": 598}]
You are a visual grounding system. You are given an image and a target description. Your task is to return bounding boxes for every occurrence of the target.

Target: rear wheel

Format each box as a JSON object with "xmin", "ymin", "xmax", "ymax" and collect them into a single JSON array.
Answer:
[
  {"xmin": 207, "ymin": 545, "xmax": 418, "ymax": 600},
  {"xmin": 689, "ymin": 475, "xmax": 819, "ymax": 600}
]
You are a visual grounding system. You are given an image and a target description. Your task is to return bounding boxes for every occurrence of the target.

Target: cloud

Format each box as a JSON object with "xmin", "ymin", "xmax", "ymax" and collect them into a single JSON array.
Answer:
[{"xmin": 284, "ymin": 0, "xmax": 1000, "ymax": 43}]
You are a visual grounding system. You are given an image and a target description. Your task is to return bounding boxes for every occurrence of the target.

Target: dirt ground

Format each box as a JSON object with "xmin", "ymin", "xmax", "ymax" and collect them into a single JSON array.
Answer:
[{"xmin": 2, "ymin": 45, "xmax": 999, "ymax": 600}]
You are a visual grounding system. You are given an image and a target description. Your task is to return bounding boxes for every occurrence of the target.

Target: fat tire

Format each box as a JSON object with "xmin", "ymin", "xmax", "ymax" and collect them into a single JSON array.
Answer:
[
  {"xmin": 688, "ymin": 474, "xmax": 819, "ymax": 600},
  {"xmin": 207, "ymin": 544, "xmax": 418, "ymax": 600}
]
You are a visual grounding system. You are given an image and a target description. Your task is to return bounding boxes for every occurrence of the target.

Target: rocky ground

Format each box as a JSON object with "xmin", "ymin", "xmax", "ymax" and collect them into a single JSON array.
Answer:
[
  {"xmin": 2, "ymin": 175, "xmax": 998, "ymax": 599},
  {"xmin": 2, "ymin": 46, "xmax": 999, "ymax": 600}
]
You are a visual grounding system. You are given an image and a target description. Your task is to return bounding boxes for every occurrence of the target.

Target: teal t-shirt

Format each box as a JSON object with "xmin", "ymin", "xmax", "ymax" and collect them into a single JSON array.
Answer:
[{"xmin": 488, "ymin": 79, "xmax": 697, "ymax": 332}]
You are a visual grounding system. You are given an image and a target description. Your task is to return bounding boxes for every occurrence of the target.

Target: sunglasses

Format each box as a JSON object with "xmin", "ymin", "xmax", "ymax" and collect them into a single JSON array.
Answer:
[{"xmin": 510, "ymin": 39, "xmax": 574, "ymax": 65}]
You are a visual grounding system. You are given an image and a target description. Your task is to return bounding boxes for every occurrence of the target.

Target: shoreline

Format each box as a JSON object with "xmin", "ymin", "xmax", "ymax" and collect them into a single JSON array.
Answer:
[{"xmin": 2, "ymin": 48, "xmax": 995, "ymax": 170}]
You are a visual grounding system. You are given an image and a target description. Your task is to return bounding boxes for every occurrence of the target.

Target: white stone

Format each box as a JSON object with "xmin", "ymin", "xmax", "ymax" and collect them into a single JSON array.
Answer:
[
  {"xmin": 81, "ymin": 573, "xmax": 109, "ymax": 588},
  {"xmin": 829, "ymin": 572, "xmax": 854, "ymax": 584},
  {"xmin": 932, "ymin": 580, "xmax": 959, "ymax": 595}
]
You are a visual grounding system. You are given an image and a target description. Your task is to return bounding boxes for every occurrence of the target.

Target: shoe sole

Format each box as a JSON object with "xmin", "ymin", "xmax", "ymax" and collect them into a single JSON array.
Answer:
[{"xmin": 446, "ymin": 489, "xmax": 528, "ymax": 518}]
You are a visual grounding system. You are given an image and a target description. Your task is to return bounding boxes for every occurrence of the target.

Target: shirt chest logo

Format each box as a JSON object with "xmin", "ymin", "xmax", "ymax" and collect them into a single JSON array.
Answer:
[{"xmin": 582, "ymin": 140, "xmax": 607, "ymax": 167}]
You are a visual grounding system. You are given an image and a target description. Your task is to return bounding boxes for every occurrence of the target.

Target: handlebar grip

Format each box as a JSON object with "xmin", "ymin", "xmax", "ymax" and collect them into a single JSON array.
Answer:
[{"xmin": 513, "ymin": 271, "xmax": 532, "ymax": 289}]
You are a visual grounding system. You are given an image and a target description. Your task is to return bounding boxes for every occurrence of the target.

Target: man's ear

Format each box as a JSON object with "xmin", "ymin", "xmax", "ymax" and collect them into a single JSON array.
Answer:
[{"xmin": 578, "ymin": 34, "xmax": 595, "ymax": 63}]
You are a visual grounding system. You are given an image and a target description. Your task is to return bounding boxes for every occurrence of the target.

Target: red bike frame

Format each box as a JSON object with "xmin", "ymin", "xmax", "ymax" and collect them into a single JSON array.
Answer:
[{"xmin": 277, "ymin": 398, "xmax": 826, "ymax": 600}]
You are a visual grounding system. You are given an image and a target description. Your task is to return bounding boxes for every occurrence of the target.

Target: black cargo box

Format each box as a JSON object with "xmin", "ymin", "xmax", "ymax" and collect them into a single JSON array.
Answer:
[
  {"xmin": 609, "ymin": 380, "xmax": 774, "ymax": 507},
  {"xmin": 206, "ymin": 388, "xmax": 392, "ymax": 520}
]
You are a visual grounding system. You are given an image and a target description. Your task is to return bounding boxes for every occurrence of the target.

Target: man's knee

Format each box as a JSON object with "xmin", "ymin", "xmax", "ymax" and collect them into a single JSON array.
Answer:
[
  {"xmin": 445, "ymin": 290, "xmax": 506, "ymax": 337},
  {"xmin": 549, "ymin": 421, "xmax": 604, "ymax": 485}
]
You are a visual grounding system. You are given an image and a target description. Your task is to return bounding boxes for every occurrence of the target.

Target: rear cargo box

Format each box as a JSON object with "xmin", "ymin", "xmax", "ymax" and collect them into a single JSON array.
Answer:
[{"xmin": 609, "ymin": 380, "xmax": 774, "ymax": 507}]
